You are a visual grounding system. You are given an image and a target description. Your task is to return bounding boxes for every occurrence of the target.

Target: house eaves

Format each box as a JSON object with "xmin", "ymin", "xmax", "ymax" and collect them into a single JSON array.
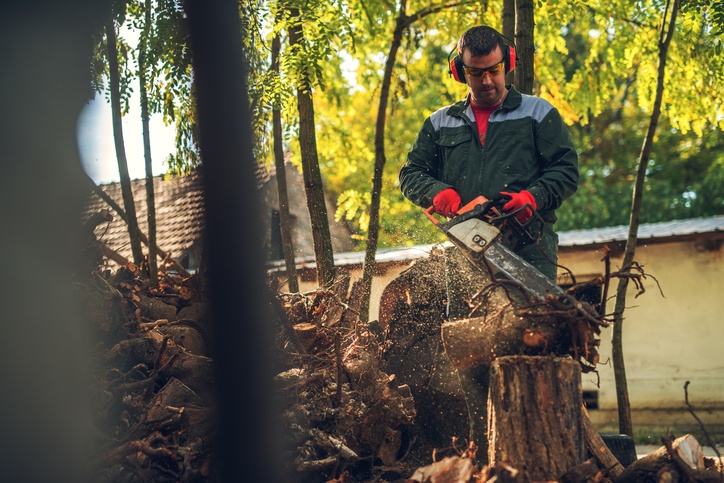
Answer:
[{"xmin": 558, "ymin": 215, "xmax": 724, "ymax": 249}]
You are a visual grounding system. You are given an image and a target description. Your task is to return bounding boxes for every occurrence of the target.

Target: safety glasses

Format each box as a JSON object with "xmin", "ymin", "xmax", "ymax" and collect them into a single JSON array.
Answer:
[{"xmin": 462, "ymin": 60, "xmax": 505, "ymax": 79}]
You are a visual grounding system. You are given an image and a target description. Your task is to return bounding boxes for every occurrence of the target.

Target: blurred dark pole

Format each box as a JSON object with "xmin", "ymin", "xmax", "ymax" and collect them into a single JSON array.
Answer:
[
  {"xmin": 183, "ymin": 1, "xmax": 285, "ymax": 481},
  {"xmin": 0, "ymin": 1, "xmax": 105, "ymax": 481}
]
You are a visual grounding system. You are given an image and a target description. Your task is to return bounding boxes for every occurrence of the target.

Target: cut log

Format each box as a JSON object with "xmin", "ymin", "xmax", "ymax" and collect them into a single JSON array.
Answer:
[
  {"xmin": 615, "ymin": 434, "xmax": 721, "ymax": 483},
  {"xmin": 406, "ymin": 455, "xmax": 476, "ymax": 483},
  {"xmin": 293, "ymin": 322, "xmax": 318, "ymax": 351},
  {"xmin": 488, "ymin": 355, "xmax": 585, "ymax": 483},
  {"xmin": 441, "ymin": 305, "xmax": 571, "ymax": 370}
]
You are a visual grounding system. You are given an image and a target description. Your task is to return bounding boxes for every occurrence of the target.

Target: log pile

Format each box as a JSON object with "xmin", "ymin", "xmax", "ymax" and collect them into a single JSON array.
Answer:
[
  {"xmin": 78, "ymin": 243, "xmax": 723, "ymax": 483},
  {"xmin": 80, "ymin": 255, "xmax": 419, "ymax": 482},
  {"xmin": 79, "ymin": 263, "xmax": 215, "ymax": 482}
]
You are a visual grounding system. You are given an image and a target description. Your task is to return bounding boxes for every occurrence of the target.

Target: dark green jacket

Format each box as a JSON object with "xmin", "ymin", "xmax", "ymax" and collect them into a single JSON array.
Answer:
[{"xmin": 399, "ymin": 86, "xmax": 579, "ymax": 224}]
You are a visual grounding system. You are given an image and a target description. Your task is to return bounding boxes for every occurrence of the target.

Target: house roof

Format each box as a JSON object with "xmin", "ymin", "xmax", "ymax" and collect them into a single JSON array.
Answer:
[
  {"xmin": 266, "ymin": 214, "xmax": 724, "ymax": 271},
  {"xmin": 558, "ymin": 215, "xmax": 724, "ymax": 247},
  {"xmin": 83, "ymin": 170, "xmax": 205, "ymax": 263}
]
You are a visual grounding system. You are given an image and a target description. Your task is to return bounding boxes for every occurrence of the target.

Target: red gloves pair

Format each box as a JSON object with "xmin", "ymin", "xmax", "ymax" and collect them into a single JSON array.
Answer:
[{"xmin": 432, "ymin": 188, "xmax": 536, "ymax": 222}]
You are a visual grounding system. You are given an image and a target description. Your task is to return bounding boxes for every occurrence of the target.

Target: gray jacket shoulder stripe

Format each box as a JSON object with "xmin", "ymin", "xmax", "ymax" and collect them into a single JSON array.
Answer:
[
  {"xmin": 430, "ymin": 105, "xmax": 468, "ymax": 131},
  {"xmin": 493, "ymin": 94, "xmax": 554, "ymax": 123}
]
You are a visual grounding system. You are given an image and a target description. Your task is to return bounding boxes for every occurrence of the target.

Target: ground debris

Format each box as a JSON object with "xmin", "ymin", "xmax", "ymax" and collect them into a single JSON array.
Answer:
[{"xmin": 273, "ymin": 289, "xmax": 417, "ymax": 482}]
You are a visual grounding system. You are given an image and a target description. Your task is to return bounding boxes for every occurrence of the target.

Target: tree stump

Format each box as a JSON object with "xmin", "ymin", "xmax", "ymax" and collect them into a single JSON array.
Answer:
[{"xmin": 488, "ymin": 355, "xmax": 585, "ymax": 482}]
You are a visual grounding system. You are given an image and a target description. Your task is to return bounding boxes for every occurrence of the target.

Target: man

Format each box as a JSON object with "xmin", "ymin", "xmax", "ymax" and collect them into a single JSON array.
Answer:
[
  {"xmin": 398, "ymin": 25, "xmax": 579, "ymax": 459},
  {"xmin": 399, "ymin": 25, "xmax": 579, "ymax": 280}
]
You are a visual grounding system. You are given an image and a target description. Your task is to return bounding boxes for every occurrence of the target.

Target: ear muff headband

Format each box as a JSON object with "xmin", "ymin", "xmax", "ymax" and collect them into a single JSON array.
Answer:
[{"xmin": 447, "ymin": 35, "xmax": 518, "ymax": 84}]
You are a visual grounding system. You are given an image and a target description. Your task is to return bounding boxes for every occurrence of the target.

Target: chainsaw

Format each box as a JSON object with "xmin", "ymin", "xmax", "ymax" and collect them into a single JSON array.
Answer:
[{"xmin": 425, "ymin": 195, "xmax": 566, "ymax": 300}]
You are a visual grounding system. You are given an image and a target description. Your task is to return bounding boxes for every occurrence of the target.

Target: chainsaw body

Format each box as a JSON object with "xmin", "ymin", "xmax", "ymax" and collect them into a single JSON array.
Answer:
[{"xmin": 425, "ymin": 195, "xmax": 564, "ymax": 299}]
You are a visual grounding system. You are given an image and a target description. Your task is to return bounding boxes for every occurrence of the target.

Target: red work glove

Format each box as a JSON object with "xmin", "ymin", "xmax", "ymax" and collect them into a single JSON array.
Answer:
[
  {"xmin": 432, "ymin": 188, "xmax": 461, "ymax": 218},
  {"xmin": 500, "ymin": 190, "xmax": 536, "ymax": 223}
]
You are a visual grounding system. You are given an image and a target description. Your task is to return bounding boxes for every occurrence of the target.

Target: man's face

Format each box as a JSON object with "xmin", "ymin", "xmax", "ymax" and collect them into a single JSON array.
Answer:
[{"xmin": 461, "ymin": 46, "xmax": 508, "ymax": 107}]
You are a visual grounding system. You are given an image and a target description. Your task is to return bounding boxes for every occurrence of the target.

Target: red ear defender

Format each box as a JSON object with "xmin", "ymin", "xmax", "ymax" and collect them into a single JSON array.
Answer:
[
  {"xmin": 448, "ymin": 52, "xmax": 467, "ymax": 83},
  {"xmin": 506, "ymin": 45, "xmax": 517, "ymax": 73}
]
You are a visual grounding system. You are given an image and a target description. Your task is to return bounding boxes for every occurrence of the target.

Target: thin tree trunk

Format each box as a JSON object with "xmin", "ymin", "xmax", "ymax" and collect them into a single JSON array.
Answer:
[
  {"xmin": 502, "ymin": 0, "xmax": 516, "ymax": 85},
  {"xmin": 612, "ymin": 0, "xmax": 678, "ymax": 437},
  {"xmin": 106, "ymin": 17, "xmax": 144, "ymax": 266},
  {"xmin": 139, "ymin": 0, "xmax": 158, "ymax": 281},
  {"xmin": 514, "ymin": 0, "xmax": 535, "ymax": 94},
  {"xmin": 271, "ymin": 32, "xmax": 299, "ymax": 293},
  {"xmin": 358, "ymin": 1, "xmax": 458, "ymax": 320},
  {"xmin": 358, "ymin": 5, "xmax": 408, "ymax": 322},
  {"xmin": 288, "ymin": 8, "xmax": 336, "ymax": 289}
]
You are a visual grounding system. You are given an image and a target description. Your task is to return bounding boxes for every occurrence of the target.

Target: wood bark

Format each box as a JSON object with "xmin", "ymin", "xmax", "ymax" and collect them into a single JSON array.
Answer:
[
  {"xmin": 611, "ymin": 0, "xmax": 679, "ymax": 437},
  {"xmin": 441, "ymin": 301, "xmax": 572, "ymax": 370},
  {"xmin": 615, "ymin": 434, "xmax": 721, "ymax": 483},
  {"xmin": 502, "ymin": 0, "xmax": 516, "ymax": 85},
  {"xmin": 271, "ymin": 28, "xmax": 299, "ymax": 293},
  {"xmin": 139, "ymin": 0, "xmax": 158, "ymax": 282},
  {"xmin": 514, "ymin": 0, "xmax": 535, "ymax": 94},
  {"xmin": 488, "ymin": 356, "xmax": 585, "ymax": 483},
  {"xmin": 288, "ymin": 8, "xmax": 336, "ymax": 290},
  {"xmin": 106, "ymin": 16, "xmax": 145, "ymax": 266}
]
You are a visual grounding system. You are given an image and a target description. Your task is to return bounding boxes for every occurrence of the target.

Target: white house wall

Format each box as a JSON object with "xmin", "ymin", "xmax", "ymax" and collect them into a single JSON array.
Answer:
[{"xmin": 559, "ymin": 240, "xmax": 724, "ymax": 438}]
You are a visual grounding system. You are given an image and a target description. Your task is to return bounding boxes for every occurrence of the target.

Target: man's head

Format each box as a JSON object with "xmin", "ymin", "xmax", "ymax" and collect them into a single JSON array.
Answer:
[
  {"xmin": 455, "ymin": 26, "xmax": 514, "ymax": 107},
  {"xmin": 456, "ymin": 26, "xmax": 510, "ymax": 65}
]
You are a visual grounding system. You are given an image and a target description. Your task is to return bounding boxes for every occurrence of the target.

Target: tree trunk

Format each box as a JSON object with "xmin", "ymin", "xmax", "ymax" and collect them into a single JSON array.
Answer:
[
  {"xmin": 183, "ymin": 0, "xmax": 287, "ymax": 479},
  {"xmin": 139, "ymin": 0, "xmax": 158, "ymax": 281},
  {"xmin": 514, "ymin": 0, "xmax": 535, "ymax": 94},
  {"xmin": 502, "ymin": 0, "xmax": 516, "ymax": 85},
  {"xmin": 358, "ymin": 1, "xmax": 454, "ymax": 320},
  {"xmin": 271, "ymin": 31, "xmax": 299, "ymax": 293},
  {"xmin": 611, "ymin": 0, "xmax": 678, "ymax": 437},
  {"xmin": 488, "ymin": 356, "xmax": 585, "ymax": 482},
  {"xmin": 358, "ymin": 5, "xmax": 407, "ymax": 322},
  {"xmin": 106, "ymin": 17, "xmax": 145, "ymax": 266},
  {"xmin": 287, "ymin": 8, "xmax": 336, "ymax": 290}
]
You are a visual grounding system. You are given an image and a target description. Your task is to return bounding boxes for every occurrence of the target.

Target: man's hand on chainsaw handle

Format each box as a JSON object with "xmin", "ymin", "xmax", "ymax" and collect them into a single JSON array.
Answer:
[
  {"xmin": 432, "ymin": 188, "xmax": 461, "ymax": 218},
  {"xmin": 500, "ymin": 190, "xmax": 537, "ymax": 223}
]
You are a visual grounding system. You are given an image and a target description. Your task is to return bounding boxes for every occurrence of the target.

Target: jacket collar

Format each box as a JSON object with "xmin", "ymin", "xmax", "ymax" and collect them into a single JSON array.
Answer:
[{"xmin": 450, "ymin": 85, "xmax": 522, "ymax": 118}]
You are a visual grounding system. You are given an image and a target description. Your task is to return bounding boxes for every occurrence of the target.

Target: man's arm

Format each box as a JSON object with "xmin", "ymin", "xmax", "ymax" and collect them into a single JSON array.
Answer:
[
  {"xmin": 399, "ymin": 117, "xmax": 452, "ymax": 208},
  {"xmin": 526, "ymin": 107, "xmax": 579, "ymax": 212}
]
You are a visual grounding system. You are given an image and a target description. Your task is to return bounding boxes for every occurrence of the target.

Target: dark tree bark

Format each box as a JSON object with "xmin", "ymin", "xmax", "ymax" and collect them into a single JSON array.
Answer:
[
  {"xmin": 106, "ymin": 15, "xmax": 145, "ymax": 266},
  {"xmin": 183, "ymin": 0, "xmax": 288, "ymax": 480},
  {"xmin": 502, "ymin": 0, "xmax": 516, "ymax": 85},
  {"xmin": 139, "ymin": 0, "xmax": 158, "ymax": 281},
  {"xmin": 612, "ymin": 0, "xmax": 678, "ymax": 437},
  {"xmin": 514, "ymin": 0, "xmax": 535, "ymax": 94},
  {"xmin": 287, "ymin": 7, "xmax": 336, "ymax": 290},
  {"xmin": 488, "ymin": 356, "xmax": 585, "ymax": 482},
  {"xmin": 271, "ymin": 31, "xmax": 299, "ymax": 293},
  {"xmin": 358, "ymin": 0, "xmax": 465, "ymax": 321}
]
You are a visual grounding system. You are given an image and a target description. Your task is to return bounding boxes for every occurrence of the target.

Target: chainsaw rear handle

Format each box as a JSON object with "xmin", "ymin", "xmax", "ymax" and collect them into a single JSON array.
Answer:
[{"xmin": 425, "ymin": 195, "xmax": 502, "ymax": 226}]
